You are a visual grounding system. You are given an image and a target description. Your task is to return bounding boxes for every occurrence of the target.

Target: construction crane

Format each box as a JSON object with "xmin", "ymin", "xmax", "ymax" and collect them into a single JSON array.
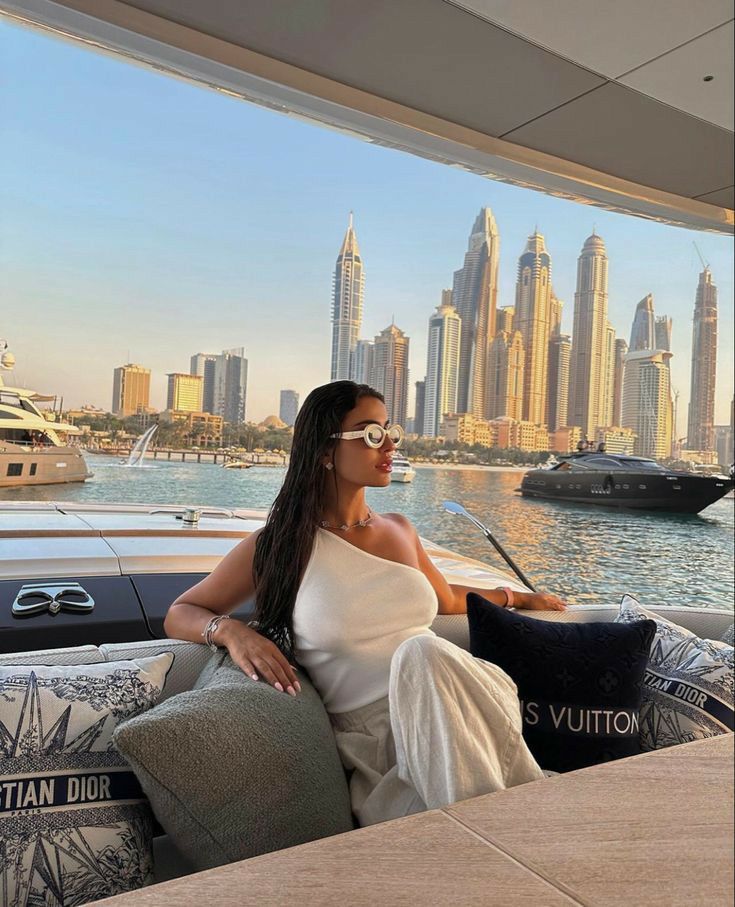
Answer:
[{"xmin": 692, "ymin": 241, "xmax": 709, "ymax": 271}]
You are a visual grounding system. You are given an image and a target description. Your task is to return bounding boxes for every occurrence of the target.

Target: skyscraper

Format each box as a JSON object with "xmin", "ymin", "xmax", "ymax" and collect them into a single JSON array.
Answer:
[
  {"xmin": 167, "ymin": 373, "xmax": 203, "ymax": 412},
  {"xmin": 331, "ymin": 213, "xmax": 364, "ymax": 382},
  {"xmin": 687, "ymin": 269, "xmax": 718, "ymax": 451},
  {"xmin": 190, "ymin": 353, "xmax": 217, "ymax": 414},
  {"xmin": 655, "ymin": 316, "xmax": 672, "ymax": 354},
  {"xmin": 369, "ymin": 324, "xmax": 410, "ymax": 426},
  {"xmin": 112, "ymin": 364, "xmax": 151, "ymax": 417},
  {"xmin": 568, "ymin": 233, "xmax": 611, "ymax": 439},
  {"xmin": 424, "ymin": 299, "xmax": 461, "ymax": 437},
  {"xmin": 546, "ymin": 334, "xmax": 571, "ymax": 431},
  {"xmin": 279, "ymin": 390, "xmax": 299, "ymax": 427},
  {"xmin": 414, "ymin": 380, "xmax": 426, "ymax": 437},
  {"xmin": 496, "ymin": 306, "xmax": 514, "ymax": 334},
  {"xmin": 353, "ymin": 339, "xmax": 374, "ymax": 386},
  {"xmin": 629, "ymin": 294, "xmax": 655, "ymax": 351},
  {"xmin": 549, "ymin": 291, "xmax": 563, "ymax": 336},
  {"xmin": 622, "ymin": 349, "xmax": 673, "ymax": 458},
  {"xmin": 190, "ymin": 349, "xmax": 248, "ymax": 422},
  {"xmin": 487, "ymin": 330, "xmax": 525, "ymax": 421},
  {"xmin": 612, "ymin": 338, "xmax": 628, "ymax": 427},
  {"xmin": 216, "ymin": 348, "xmax": 249, "ymax": 424},
  {"xmin": 452, "ymin": 208, "xmax": 499, "ymax": 418},
  {"xmin": 513, "ymin": 230, "xmax": 552, "ymax": 425}
]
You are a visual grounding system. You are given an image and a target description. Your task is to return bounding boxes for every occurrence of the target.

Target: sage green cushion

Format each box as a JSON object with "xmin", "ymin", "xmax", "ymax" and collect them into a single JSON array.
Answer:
[{"xmin": 112, "ymin": 651, "xmax": 354, "ymax": 871}]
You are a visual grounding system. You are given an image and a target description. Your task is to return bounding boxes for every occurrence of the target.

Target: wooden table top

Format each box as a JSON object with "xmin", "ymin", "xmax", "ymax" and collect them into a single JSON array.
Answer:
[{"xmin": 94, "ymin": 734, "xmax": 733, "ymax": 906}]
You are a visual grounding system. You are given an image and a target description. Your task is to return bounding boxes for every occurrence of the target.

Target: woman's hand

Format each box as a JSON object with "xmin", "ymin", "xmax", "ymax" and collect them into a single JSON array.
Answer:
[
  {"xmin": 515, "ymin": 590, "xmax": 567, "ymax": 611},
  {"xmin": 219, "ymin": 620, "xmax": 301, "ymax": 696}
]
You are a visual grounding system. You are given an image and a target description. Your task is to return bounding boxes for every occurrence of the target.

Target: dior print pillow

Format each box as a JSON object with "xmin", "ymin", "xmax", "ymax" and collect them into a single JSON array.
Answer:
[
  {"xmin": 0, "ymin": 653, "xmax": 173, "ymax": 906},
  {"xmin": 615, "ymin": 595, "xmax": 734, "ymax": 750}
]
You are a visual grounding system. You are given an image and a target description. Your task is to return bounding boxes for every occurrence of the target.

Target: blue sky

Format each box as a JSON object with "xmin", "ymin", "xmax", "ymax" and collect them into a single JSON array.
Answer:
[{"xmin": 1, "ymin": 19, "xmax": 733, "ymax": 429}]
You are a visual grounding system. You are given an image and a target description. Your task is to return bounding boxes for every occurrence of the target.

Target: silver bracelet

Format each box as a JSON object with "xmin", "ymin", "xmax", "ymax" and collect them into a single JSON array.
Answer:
[{"xmin": 202, "ymin": 614, "xmax": 231, "ymax": 651}]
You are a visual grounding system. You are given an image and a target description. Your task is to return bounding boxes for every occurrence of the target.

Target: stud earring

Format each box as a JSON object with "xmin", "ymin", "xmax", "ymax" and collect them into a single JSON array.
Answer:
[{"xmin": 325, "ymin": 463, "xmax": 334, "ymax": 470}]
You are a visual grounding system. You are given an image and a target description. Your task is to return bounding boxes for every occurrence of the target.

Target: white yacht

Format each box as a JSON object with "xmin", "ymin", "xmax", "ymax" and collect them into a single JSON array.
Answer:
[
  {"xmin": 390, "ymin": 454, "xmax": 416, "ymax": 483},
  {"xmin": 0, "ymin": 381, "xmax": 92, "ymax": 487}
]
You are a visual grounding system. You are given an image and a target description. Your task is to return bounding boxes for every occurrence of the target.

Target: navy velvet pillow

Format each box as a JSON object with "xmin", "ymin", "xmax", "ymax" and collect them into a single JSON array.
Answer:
[{"xmin": 467, "ymin": 594, "xmax": 656, "ymax": 773}]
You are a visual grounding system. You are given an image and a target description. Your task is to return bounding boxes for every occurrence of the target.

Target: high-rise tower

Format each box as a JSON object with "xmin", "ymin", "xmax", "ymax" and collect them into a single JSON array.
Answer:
[
  {"xmin": 547, "ymin": 334, "xmax": 571, "ymax": 431},
  {"xmin": 331, "ymin": 213, "xmax": 364, "ymax": 382},
  {"xmin": 629, "ymin": 294, "xmax": 656, "ymax": 351},
  {"xmin": 622, "ymin": 350, "xmax": 673, "ymax": 458},
  {"xmin": 370, "ymin": 324, "xmax": 410, "ymax": 426},
  {"xmin": 612, "ymin": 338, "xmax": 628, "ymax": 427},
  {"xmin": 487, "ymin": 330, "xmax": 525, "ymax": 421},
  {"xmin": 452, "ymin": 208, "xmax": 499, "ymax": 418},
  {"xmin": 513, "ymin": 231, "xmax": 552, "ymax": 425},
  {"xmin": 568, "ymin": 233, "xmax": 611, "ymax": 438},
  {"xmin": 424, "ymin": 299, "xmax": 461, "ymax": 437},
  {"xmin": 687, "ymin": 268, "xmax": 718, "ymax": 451}
]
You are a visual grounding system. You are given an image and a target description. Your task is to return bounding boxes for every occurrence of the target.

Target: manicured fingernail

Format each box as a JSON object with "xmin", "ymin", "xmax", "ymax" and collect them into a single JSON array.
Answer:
[
  {"xmin": 287, "ymin": 686, "xmax": 296, "ymax": 697},
  {"xmin": 251, "ymin": 674, "xmax": 259, "ymax": 681},
  {"xmin": 294, "ymin": 681, "xmax": 302, "ymax": 693},
  {"xmin": 274, "ymin": 682, "xmax": 284, "ymax": 692}
]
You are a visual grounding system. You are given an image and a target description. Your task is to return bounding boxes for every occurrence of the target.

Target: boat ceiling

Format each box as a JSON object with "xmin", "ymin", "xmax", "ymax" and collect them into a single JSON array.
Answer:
[{"xmin": 3, "ymin": 0, "xmax": 734, "ymax": 233}]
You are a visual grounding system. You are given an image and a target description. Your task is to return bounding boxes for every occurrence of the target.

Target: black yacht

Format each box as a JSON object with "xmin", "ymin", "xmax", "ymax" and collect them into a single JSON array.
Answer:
[{"xmin": 520, "ymin": 450, "xmax": 734, "ymax": 513}]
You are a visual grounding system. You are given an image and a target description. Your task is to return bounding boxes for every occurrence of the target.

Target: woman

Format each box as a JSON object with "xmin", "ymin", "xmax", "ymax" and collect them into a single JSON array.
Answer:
[{"xmin": 164, "ymin": 381, "xmax": 565, "ymax": 825}]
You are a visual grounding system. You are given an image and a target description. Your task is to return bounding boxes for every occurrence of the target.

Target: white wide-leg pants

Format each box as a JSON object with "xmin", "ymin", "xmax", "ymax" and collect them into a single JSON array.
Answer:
[{"xmin": 329, "ymin": 634, "xmax": 546, "ymax": 827}]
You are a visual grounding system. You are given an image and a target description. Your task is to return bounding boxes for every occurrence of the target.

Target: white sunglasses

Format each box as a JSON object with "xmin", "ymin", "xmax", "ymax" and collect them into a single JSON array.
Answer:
[{"xmin": 330, "ymin": 423, "xmax": 404, "ymax": 449}]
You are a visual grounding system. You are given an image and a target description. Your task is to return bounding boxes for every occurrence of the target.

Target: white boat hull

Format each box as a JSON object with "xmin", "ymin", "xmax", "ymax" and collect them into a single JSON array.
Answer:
[
  {"xmin": 0, "ymin": 446, "xmax": 92, "ymax": 487},
  {"xmin": 390, "ymin": 469, "xmax": 416, "ymax": 483}
]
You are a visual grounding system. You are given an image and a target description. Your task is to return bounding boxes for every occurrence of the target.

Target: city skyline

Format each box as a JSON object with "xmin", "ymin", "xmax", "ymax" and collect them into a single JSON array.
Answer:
[{"xmin": 2, "ymin": 20, "xmax": 733, "ymax": 429}]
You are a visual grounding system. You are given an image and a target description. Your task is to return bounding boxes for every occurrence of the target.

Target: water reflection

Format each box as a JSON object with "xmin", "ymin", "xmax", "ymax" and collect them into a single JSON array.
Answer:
[{"xmin": 3, "ymin": 457, "xmax": 732, "ymax": 611}]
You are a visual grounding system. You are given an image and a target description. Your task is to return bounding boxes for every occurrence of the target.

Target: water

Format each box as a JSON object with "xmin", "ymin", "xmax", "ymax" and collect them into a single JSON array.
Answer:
[{"xmin": 4, "ymin": 454, "xmax": 733, "ymax": 612}]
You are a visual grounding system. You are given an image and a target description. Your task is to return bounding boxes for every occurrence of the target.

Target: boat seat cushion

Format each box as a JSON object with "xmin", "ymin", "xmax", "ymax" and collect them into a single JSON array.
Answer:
[
  {"xmin": 112, "ymin": 650, "xmax": 355, "ymax": 873},
  {"xmin": 615, "ymin": 595, "xmax": 734, "ymax": 750},
  {"xmin": 0, "ymin": 653, "xmax": 174, "ymax": 903},
  {"xmin": 467, "ymin": 593, "xmax": 656, "ymax": 773}
]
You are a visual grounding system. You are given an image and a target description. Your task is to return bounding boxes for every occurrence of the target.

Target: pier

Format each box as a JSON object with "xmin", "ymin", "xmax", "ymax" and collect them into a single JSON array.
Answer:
[{"xmin": 82, "ymin": 447, "xmax": 288, "ymax": 466}]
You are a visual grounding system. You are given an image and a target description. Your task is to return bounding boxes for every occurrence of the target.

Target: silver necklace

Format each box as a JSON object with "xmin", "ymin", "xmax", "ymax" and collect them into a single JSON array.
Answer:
[{"xmin": 320, "ymin": 507, "xmax": 374, "ymax": 531}]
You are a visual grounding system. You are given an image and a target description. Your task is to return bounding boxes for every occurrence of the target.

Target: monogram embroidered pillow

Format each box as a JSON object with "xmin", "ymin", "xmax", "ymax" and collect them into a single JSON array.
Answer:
[
  {"xmin": 615, "ymin": 594, "xmax": 734, "ymax": 750},
  {"xmin": 0, "ymin": 653, "xmax": 173, "ymax": 906},
  {"xmin": 467, "ymin": 594, "xmax": 656, "ymax": 773}
]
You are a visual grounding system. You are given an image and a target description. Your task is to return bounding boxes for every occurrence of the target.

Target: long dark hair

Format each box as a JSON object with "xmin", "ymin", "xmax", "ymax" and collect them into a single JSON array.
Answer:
[{"xmin": 252, "ymin": 380, "xmax": 384, "ymax": 658}]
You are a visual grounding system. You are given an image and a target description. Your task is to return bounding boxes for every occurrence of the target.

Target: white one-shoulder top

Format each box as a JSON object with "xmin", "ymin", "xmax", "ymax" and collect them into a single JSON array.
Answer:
[{"xmin": 292, "ymin": 528, "xmax": 439, "ymax": 714}]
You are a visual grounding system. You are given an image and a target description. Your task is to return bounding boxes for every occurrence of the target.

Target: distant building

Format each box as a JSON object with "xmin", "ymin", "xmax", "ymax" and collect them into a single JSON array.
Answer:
[
  {"xmin": 440, "ymin": 413, "xmax": 494, "ymax": 446},
  {"xmin": 687, "ymin": 268, "xmax": 718, "ymax": 451},
  {"xmin": 167, "ymin": 373, "xmax": 203, "ymax": 413},
  {"xmin": 550, "ymin": 426, "xmax": 582, "ymax": 453},
  {"xmin": 369, "ymin": 324, "xmax": 410, "ymax": 426},
  {"xmin": 622, "ymin": 349, "xmax": 673, "ymax": 459},
  {"xmin": 424, "ymin": 299, "xmax": 461, "ymax": 437},
  {"xmin": 452, "ymin": 208, "xmax": 499, "ymax": 418},
  {"xmin": 568, "ymin": 233, "xmax": 614, "ymax": 438},
  {"xmin": 353, "ymin": 339, "xmax": 374, "ymax": 386},
  {"xmin": 655, "ymin": 316, "xmax": 672, "ymax": 353},
  {"xmin": 513, "ymin": 231, "xmax": 552, "ymax": 425},
  {"xmin": 612, "ymin": 338, "xmax": 628, "ymax": 427},
  {"xmin": 491, "ymin": 417, "xmax": 549, "ymax": 452},
  {"xmin": 594, "ymin": 426, "xmax": 636, "ymax": 455},
  {"xmin": 159, "ymin": 409, "xmax": 223, "ymax": 446},
  {"xmin": 414, "ymin": 380, "xmax": 426, "ymax": 437},
  {"xmin": 331, "ymin": 213, "xmax": 364, "ymax": 382},
  {"xmin": 112, "ymin": 364, "xmax": 151, "ymax": 418},
  {"xmin": 190, "ymin": 353, "xmax": 218, "ymax": 414},
  {"xmin": 279, "ymin": 390, "xmax": 299, "ymax": 427},
  {"xmin": 496, "ymin": 306, "xmax": 514, "ymax": 334},
  {"xmin": 546, "ymin": 333, "xmax": 571, "ymax": 432},
  {"xmin": 487, "ymin": 330, "xmax": 524, "ymax": 421},
  {"xmin": 713, "ymin": 425, "xmax": 733, "ymax": 467},
  {"xmin": 192, "ymin": 348, "xmax": 249, "ymax": 424},
  {"xmin": 629, "ymin": 294, "xmax": 655, "ymax": 351}
]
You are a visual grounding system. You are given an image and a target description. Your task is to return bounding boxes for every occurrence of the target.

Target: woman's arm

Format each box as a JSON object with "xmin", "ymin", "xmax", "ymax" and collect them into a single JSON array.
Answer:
[
  {"xmin": 400, "ymin": 516, "xmax": 566, "ymax": 615},
  {"xmin": 163, "ymin": 528, "xmax": 300, "ymax": 694}
]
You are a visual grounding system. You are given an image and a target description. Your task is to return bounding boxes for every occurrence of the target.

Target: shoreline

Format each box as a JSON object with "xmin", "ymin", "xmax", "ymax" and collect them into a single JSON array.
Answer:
[{"xmin": 413, "ymin": 463, "xmax": 527, "ymax": 472}]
